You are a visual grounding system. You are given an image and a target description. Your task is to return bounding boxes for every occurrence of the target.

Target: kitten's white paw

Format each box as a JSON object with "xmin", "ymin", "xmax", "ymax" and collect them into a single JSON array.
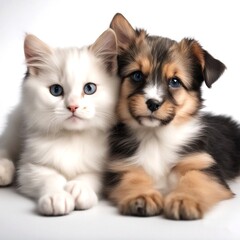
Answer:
[
  {"xmin": 65, "ymin": 180, "xmax": 98, "ymax": 210},
  {"xmin": 38, "ymin": 191, "xmax": 74, "ymax": 216},
  {"xmin": 0, "ymin": 158, "xmax": 15, "ymax": 186}
]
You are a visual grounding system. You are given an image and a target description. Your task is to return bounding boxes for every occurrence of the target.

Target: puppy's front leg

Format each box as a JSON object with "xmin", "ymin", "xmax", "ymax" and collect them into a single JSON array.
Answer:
[
  {"xmin": 105, "ymin": 166, "xmax": 163, "ymax": 217},
  {"xmin": 164, "ymin": 153, "xmax": 233, "ymax": 220}
]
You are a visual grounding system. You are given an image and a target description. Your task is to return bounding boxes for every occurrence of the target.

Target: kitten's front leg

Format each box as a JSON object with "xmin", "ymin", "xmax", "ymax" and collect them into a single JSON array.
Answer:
[
  {"xmin": 105, "ymin": 166, "xmax": 163, "ymax": 216},
  {"xmin": 0, "ymin": 158, "xmax": 15, "ymax": 186},
  {"xmin": 65, "ymin": 173, "xmax": 100, "ymax": 210},
  {"xmin": 18, "ymin": 164, "xmax": 74, "ymax": 216},
  {"xmin": 0, "ymin": 107, "xmax": 22, "ymax": 186},
  {"xmin": 38, "ymin": 191, "xmax": 74, "ymax": 216}
]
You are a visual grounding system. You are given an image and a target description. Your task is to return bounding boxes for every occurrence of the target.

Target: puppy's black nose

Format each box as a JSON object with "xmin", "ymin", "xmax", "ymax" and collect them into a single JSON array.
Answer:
[{"xmin": 146, "ymin": 99, "xmax": 161, "ymax": 112}]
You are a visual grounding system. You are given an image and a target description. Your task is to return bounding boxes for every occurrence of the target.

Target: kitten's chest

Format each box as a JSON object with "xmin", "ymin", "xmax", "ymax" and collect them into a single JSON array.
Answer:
[{"xmin": 26, "ymin": 132, "xmax": 107, "ymax": 178}]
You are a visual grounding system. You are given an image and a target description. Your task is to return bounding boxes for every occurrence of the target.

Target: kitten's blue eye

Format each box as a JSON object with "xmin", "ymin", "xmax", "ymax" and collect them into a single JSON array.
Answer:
[
  {"xmin": 84, "ymin": 83, "xmax": 97, "ymax": 95},
  {"xmin": 131, "ymin": 71, "xmax": 145, "ymax": 83},
  {"xmin": 49, "ymin": 84, "xmax": 64, "ymax": 96},
  {"xmin": 168, "ymin": 78, "xmax": 181, "ymax": 89}
]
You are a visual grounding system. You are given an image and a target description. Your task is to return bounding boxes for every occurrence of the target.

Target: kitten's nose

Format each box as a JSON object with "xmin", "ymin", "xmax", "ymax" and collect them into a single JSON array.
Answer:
[
  {"xmin": 146, "ymin": 99, "xmax": 161, "ymax": 112},
  {"xmin": 67, "ymin": 105, "xmax": 78, "ymax": 113}
]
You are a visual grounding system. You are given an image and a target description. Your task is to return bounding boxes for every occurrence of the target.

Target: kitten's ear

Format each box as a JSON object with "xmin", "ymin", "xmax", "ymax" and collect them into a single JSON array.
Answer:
[
  {"xmin": 180, "ymin": 38, "xmax": 226, "ymax": 88},
  {"xmin": 110, "ymin": 13, "xmax": 136, "ymax": 50},
  {"xmin": 90, "ymin": 28, "xmax": 118, "ymax": 74},
  {"xmin": 24, "ymin": 34, "xmax": 52, "ymax": 75}
]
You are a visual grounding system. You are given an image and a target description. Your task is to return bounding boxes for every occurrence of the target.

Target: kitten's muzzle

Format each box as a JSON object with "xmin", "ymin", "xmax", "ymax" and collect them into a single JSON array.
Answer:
[
  {"xmin": 146, "ymin": 99, "xmax": 162, "ymax": 112},
  {"xmin": 67, "ymin": 105, "xmax": 79, "ymax": 113}
]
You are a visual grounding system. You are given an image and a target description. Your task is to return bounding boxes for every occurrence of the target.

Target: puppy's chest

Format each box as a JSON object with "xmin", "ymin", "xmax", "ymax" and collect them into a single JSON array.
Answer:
[
  {"xmin": 137, "ymin": 135, "xmax": 179, "ymax": 192},
  {"xmin": 135, "ymin": 122, "xmax": 202, "ymax": 192}
]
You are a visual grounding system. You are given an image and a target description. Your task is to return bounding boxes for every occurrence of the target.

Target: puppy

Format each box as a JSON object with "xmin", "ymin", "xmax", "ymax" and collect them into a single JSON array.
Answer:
[{"xmin": 103, "ymin": 13, "xmax": 240, "ymax": 220}]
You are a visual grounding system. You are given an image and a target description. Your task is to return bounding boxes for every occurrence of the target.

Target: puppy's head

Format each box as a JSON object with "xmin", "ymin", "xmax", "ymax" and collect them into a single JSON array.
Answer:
[{"xmin": 110, "ymin": 13, "xmax": 226, "ymax": 128}]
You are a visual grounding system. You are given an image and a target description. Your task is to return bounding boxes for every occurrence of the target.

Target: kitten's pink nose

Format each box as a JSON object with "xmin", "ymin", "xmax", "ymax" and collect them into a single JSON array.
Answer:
[{"xmin": 67, "ymin": 105, "xmax": 78, "ymax": 113}]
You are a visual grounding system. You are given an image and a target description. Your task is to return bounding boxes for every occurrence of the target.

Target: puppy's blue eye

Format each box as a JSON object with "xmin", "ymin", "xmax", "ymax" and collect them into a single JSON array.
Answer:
[
  {"xmin": 49, "ymin": 84, "xmax": 64, "ymax": 96},
  {"xmin": 131, "ymin": 71, "xmax": 144, "ymax": 83},
  {"xmin": 169, "ymin": 78, "xmax": 181, "ymax": 88},
  {"xmin": 84, "ymin": 82, "xmax": 97, "ymax": 95}
]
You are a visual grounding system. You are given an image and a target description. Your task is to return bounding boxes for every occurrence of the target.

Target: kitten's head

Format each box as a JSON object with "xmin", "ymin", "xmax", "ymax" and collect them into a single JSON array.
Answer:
[
  {"xmin": 22, "ymin": 29, "xmax": 119, "ymax": 133},
  {"xmin": 110, "ymin": 13, "xmax": 226, "ymax": 128}
]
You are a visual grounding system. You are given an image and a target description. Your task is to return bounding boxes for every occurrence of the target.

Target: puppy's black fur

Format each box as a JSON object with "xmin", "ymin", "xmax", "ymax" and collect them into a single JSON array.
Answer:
[{"xmin": 103, "ymin": 13, "xmax": 240, "ymax": 220}]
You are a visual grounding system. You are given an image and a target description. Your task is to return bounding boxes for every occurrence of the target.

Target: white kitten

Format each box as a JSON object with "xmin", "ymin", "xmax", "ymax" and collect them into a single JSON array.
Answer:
[{"xmin": 0, "ymin": 29, "xmax": 119, "ymax": 216}]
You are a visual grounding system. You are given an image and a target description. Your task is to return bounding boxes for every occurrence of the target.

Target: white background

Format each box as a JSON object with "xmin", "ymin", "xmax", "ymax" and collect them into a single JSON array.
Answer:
[
  {"xmin": 0, "ymin": 1, "xmax": 240, "ymax": 239},
  {"xmin": 0, "ymin": 0, "xmax": 240, "ymax": 132}
]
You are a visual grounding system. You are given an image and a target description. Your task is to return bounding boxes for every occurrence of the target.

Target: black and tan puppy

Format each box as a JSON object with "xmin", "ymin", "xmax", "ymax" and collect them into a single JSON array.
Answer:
[{"xmin": 103, "ymin": 13, "xmax": 240, "ymax": 220}]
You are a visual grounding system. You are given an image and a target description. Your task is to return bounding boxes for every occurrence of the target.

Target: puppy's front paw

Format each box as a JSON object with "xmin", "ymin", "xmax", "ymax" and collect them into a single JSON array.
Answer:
[
  {"xmin": 164, "ymin": 192, "xmax": 203, "ymax": 220},
  {"xmin": 0, "ymin": 158, "xmax": 15, "ymax": 186},
  {"xmin": 38, "ymin": 191, "xmax": 74, "ymax": 216},
  {"xmin": 119, "ymin": 190, "xmax": 163, "ymax": 217},
  {"xmin": 65, "ymin": 180, "xmax": 98, "ymax": 210}
]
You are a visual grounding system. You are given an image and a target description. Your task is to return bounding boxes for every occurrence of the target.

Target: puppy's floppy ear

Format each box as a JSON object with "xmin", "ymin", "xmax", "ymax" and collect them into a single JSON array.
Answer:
[
  {"xmin": 110, "ymin": 13, "xmax": 135, "ymax": 50},
  {"xmin": 202, "ymin": 49, "xmax": 226, "ymax": 88},
  {"xmin": 180, "ymin": 38, "xmax": 226, "ymax": 88}
]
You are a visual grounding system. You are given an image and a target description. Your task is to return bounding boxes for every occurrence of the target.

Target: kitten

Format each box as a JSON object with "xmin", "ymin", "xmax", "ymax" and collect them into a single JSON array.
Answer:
[
  {"xmin": 103, "ymin": 13, "xmax": 240, "ymax": 220},
  {"xmin": 0, "ymin": 29, "xmax": 119, "ymax": 216}
]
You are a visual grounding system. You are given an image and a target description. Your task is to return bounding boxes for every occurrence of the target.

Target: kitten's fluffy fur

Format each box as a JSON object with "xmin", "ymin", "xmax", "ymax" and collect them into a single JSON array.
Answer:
[
  {"xmin": 0, "ymin": 29, "xmax": 119, "ymax": 215},
  {"xmin": 104, "ymin": 13, "xmax": 240, "ymax": 220}
]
